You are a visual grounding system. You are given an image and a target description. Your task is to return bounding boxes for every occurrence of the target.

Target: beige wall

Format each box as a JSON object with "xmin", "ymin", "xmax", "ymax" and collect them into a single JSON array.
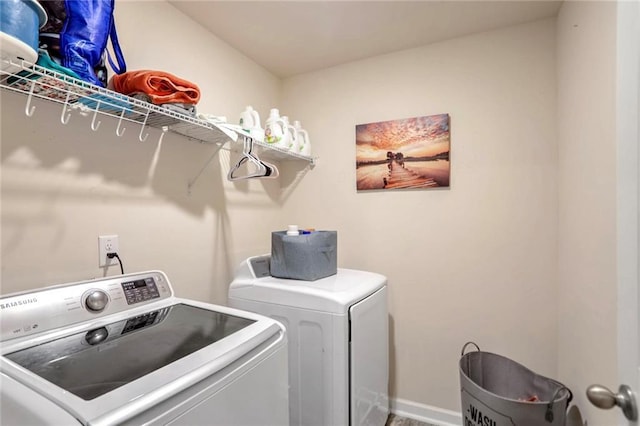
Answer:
[
  {"xmin": 0, "ymin": 1, "xmax": 623, "ymax": 422},
  {"xmin": 280, "ymin": 19, "xmax": 558, "ymax": 412},
  {"xmin": 556, "ymin": 2, "xmax": 618, "ymax": 425},
  {"xmin": 1, "ymin": 1, "xmax": 284, "ymax": 302}
]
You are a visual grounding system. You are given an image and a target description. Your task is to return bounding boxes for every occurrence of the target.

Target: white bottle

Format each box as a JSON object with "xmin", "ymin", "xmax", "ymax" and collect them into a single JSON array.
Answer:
[
  {"xmin": 293, "ymin": 120, "xmax": 311, "ymax": 156},
  {"xmin": 264, "ymin": 108, "xmax": 288, "ymax": 147},
  {"xmin": 239, "ymin": 106, "xmax": 260, "ymax": 130},
  {"xmin": 282, "ymin": 116, "xmax": 298, "ymax": 151},
  {"xmin": 238, "ymin": 106, "xmax": 264, "ymax": 141}
]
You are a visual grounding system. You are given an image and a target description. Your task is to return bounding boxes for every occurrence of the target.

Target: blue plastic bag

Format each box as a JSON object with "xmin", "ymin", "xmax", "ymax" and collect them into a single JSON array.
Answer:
[{"xmin": 60, "ymin": 0, "xmax": 126, "ymax": 87}]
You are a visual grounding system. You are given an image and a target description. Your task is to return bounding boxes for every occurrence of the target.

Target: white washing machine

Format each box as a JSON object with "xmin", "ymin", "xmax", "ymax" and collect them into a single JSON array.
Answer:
[
  {"xmin": 228, "ymin": 255, "xmax": 389, "ymax": 426},
  {"xmin": 0, "ymin": 270, "xmax": 289, "ymax": 426}
]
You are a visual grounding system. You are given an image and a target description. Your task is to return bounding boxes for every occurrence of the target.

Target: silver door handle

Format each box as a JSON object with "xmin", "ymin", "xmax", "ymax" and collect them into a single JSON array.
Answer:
[{"xmin": 587, "ymin": 384, "xmax": 638, "ymax": 421}]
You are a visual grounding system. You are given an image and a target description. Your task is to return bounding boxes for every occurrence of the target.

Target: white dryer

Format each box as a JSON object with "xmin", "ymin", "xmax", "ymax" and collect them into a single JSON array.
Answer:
[
  {"xmin": 228, "ymin": 255, "xmax": 389, "ymax": 426},
  {"xmin": 0, "ymin": 271, "xmax": 289, "ymax": 426}
]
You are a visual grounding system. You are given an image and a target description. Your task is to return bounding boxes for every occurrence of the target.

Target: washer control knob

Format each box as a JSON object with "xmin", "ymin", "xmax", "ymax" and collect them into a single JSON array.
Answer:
[{"xmin": 85, "ymin": 290, "xmax": 109, "ymax": 312}]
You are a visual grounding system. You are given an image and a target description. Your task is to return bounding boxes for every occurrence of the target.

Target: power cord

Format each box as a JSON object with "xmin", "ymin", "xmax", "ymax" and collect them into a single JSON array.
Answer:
[{"xmin": 107, "ymin": 252, "xmax": 125, "ymax": 275}]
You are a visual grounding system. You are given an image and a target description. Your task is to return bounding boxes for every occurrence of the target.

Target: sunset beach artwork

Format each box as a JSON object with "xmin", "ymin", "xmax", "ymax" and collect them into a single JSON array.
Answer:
[{"xmin": 356, "ymin": 114, "xmax": 450, "ymax": 191}]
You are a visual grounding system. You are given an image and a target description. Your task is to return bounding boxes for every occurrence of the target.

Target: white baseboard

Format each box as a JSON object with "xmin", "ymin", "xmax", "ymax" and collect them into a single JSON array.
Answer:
[{"xmin": 390, "ymin": 398, "xmax": 462, "ymax": 426}]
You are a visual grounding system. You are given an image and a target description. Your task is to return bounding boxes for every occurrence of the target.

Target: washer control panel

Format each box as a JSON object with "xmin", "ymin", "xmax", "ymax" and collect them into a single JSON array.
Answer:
[
  {"xmin": 121, "ymin": 277, "xmax": 160, "ymax": 305},
  {"xmin": 248, "ymin": 255, "xmax": 272, "ymax": 278},
  {"xmin": 0, "ymin": 271, "xmax": 173, "ymax": 342}
]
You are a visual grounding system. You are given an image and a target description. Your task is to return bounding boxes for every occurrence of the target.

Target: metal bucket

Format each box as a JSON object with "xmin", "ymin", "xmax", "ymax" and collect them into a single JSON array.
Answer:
[{"xmin": 459, "ymin": 342, "xmax": 572, "ymax": 426}]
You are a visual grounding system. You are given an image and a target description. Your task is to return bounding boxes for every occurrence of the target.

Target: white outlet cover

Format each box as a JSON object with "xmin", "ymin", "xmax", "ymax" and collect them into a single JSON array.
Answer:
[{"xmin": 98, "ymin": 235, "xmax": 119, "ymax": 267}]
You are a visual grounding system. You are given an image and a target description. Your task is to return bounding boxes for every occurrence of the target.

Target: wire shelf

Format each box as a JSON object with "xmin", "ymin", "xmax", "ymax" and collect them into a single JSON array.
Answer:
[
  {"xmin": 0, "ymin": 59, "xmax": 316, "ymax": 165},
  {"xmin": 219, "ymin": 123, "xmax": 316, "ymax": 163}
]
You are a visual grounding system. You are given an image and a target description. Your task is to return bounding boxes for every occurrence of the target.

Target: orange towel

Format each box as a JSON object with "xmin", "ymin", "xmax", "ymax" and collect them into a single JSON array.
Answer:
[{"xmin": 110, "ymin": 70, "xmax": 201, "ymax": 105}]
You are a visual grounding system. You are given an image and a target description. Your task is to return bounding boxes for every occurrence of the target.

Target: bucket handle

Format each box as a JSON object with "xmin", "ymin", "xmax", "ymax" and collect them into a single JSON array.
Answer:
[
  {"xmin": 545, "ymin": 385, "xmax": 573, "ymax": 423},
  {"xmin": 461, "ymin": 341, "xmax": 480, "ymax": 356}
]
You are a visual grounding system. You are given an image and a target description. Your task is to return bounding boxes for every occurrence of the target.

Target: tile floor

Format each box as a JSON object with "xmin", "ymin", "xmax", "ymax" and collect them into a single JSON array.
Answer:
[{"xmin": 386, "ymin": 413, "xmax": 437, "ymax": 426}]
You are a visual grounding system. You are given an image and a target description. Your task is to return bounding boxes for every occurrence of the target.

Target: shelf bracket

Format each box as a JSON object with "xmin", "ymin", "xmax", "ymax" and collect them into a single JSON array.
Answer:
[
  {"xmin": 116, "ymin": 108, "xmax": 127, "ymax": 137},
  {"xmin": 24, "ymin": 80, "xmax": 37, "ymax": 117},
  {"xmin": 60, "ymin": 91, "xmax": 72, "ymax": 125},
  {"xmin": 187, "ymin": 143, "xmax": 225, "ymax": 194},
  {"xmin": 90, "ymin": 100, "xmax": 102, "ymax": 131},
  {"xmin": 157, "ymin": 126, "xmax": 168, "ymax": 144}
]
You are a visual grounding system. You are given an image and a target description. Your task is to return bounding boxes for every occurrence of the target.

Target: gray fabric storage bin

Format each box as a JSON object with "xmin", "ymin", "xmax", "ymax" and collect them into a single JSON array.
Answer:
[
  {"xmin": 270, "ymin": 231, "xmax": 337, "ymax": 281},
  {"xmin": 459, "ymin": 342, "xmax": 572, "ymax": 426}
]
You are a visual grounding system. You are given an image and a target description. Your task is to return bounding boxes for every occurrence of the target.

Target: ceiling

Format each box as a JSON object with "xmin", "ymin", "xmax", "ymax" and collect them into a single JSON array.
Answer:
[{"xmin": 169, "ymin": 1, "xmax": 563, "ymax": 78}]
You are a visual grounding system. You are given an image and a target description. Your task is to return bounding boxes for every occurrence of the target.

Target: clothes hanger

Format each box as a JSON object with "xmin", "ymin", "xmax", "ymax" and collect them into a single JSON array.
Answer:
[
  {"xmin": 246, "ymin": 137, "xmax": 279, "ymax": 179},
  {"xmin": 228, "ymin": 136, "xmax": 266, "ymax": 180},
  {"xmin": 228, "ymin": 136, "xmax": 279, "ymax": 180}
]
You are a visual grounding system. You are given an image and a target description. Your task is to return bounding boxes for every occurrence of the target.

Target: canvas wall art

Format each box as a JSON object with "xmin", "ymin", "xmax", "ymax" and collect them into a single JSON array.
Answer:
[{"xmin": 356, "ymin": 114, "xmax": 450, "ymax": 191}]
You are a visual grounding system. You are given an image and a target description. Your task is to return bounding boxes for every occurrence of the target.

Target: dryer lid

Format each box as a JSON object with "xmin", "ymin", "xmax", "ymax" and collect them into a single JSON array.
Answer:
[{"xmin": 229, "ymin": 255, "xmax": 387, "ymax": 313}]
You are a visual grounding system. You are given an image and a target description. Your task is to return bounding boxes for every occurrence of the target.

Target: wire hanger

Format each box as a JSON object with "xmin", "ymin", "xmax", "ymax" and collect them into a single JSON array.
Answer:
[
  {"xmin": 228, "ymin": 136, "xmax": 267, "ymax": 180},
  {"xmin": 246, "ymin": 136, "xmax": 279, "ymax": 179},
  {"xmin": 228, "ymin": 136, "xmax": 279, "ymax": 180}
]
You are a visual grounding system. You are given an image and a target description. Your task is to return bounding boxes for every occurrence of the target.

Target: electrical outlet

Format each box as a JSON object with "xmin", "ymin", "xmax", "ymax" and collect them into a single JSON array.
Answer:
[{"xmin": 98, "ymin": 235, "xmax": 119, "ymax": 267}]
